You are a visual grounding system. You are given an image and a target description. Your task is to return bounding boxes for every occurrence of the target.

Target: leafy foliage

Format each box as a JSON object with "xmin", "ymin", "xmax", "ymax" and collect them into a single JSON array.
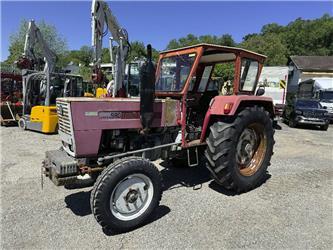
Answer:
[
  {"xmin": 240, "ymin": 33, "xmax": 288, "ymax": 66},
  {"xmin": 166, "ymin": 34, "xmax": 236, "ymax": 50},
  {"xmin": 212, "ymin": 63, "xmax": 235, "ymax": 81},
  {"xmin": 127, "ymin": 41, "xmax": 159, "ymax": 62},
  {"xmin": 57, "ymin": 45, "xmax": 93, "ymax": 68},
  {"xmin": 241, "ymin": 14, "xmax": 333, "ymax": 65},
  {"xmin": 165, "ymin": 14, "xmax": 332, "ymax": 66}
]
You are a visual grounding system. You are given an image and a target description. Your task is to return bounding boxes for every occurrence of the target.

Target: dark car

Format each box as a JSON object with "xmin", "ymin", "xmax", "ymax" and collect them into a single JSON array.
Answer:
[{"xmin": 283, "ymin": 99, "xmax": 330, "ymax": 130}]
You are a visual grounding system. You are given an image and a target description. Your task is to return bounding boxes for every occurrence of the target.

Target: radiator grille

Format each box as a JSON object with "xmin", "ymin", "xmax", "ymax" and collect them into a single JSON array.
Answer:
[
  {"xmin": 303, "ymin": 111, "xmax": 325, "ymax": 119},
  {"xmin": 56, "ymin": 101, "xmax": 72, "ymax": 135}
]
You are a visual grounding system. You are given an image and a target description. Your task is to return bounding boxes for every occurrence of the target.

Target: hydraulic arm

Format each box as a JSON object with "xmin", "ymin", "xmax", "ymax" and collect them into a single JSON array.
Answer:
[
  {"xmin": 18, "ymin": 20, "xmax": 57, "ymax": 74},
  {"xmin": 17, "ymin": 20, "xmax": 57, "ymax": 108},
  {"xmin": 91, "ymin": 0, "xmax": 130, "ymax": 97}
]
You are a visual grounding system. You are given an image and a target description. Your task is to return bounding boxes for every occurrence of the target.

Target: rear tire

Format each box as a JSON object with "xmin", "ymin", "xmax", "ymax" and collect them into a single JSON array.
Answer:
[
  {"xmin": 90, "ymin": 156, "xmax": 162, "ymax": 232},
  {"xmin": 205, "ymin": 106, "xmax": 274, "ymax": 193}
]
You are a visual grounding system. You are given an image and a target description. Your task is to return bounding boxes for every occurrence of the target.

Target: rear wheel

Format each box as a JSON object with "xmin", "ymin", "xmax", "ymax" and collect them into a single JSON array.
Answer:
[
  {"xmin": 205, "ymin": 106, "xmax": 274, "ymax": 193},
  {"xmin": 90, "ymin": 156, "xmax": 162, "ymax": 232}
]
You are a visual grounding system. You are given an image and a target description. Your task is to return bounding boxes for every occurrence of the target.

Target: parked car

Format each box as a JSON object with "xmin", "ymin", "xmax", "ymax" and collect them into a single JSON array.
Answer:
[{"xmin": 282, "ymin": 99, "xmax": 330, "ymax": 130}]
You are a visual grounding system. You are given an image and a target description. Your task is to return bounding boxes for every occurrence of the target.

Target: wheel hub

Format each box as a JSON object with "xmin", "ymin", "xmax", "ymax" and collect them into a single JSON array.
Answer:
[
  {"xmin": 244, "ymin": 143, "xmax": 253, "ymax": 156},
  {"xmin": 110, "ymin": 174, "xmax": 154, "ymax": 221},
  {"xmin": 235, "ymin": 123, "xmax": 268, "ymax": 177},
  {"xmin": 125, "ymin": 189, "xmax": 139, "ymax": 203},
  {"xmin": 237, "ymin": 128, "xmax": 257, "ymax": 165}
]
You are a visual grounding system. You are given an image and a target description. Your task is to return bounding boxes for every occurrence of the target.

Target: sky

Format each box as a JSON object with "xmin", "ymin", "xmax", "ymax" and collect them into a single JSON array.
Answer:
[{"xmin": 1, "ymin": 1, "xmax": 333, "ymax": 61}]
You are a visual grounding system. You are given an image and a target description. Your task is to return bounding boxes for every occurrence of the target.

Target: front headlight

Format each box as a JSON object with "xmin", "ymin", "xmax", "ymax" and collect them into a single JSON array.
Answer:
[{"xmin": 295, "ymin": 110, "xmax": 302, "ymax": 115}]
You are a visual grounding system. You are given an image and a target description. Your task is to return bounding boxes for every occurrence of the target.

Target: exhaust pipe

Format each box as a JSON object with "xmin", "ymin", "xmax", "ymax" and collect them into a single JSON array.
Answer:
[{"xmin": 140, "ymin": 44, "xmax": 156, "ymax": 131}]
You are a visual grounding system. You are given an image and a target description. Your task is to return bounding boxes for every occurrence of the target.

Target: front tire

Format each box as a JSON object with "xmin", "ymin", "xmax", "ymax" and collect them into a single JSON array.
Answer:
[
  {"xmin": 90, "ymin": 156, "xmax": 162, "ymax": 232},
  {"xmin": 320, "ymin": 124, "xmax": 329, "ymax": 131},
  {"xmin": 205, "ymin": 106, "xmax": 274, "ymax": 193}
]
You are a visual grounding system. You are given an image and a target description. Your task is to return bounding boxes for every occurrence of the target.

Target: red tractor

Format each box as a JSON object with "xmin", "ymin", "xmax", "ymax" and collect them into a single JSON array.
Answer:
[{"xmin": 43, "ymin": 44, "xmax": 275, "ymax": 232}]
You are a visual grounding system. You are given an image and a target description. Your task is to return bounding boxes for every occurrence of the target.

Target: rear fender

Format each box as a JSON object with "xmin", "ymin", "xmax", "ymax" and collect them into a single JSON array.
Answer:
[{"xmin": 200, "ymin": 95, "xmax": 274, "ymax": 142}]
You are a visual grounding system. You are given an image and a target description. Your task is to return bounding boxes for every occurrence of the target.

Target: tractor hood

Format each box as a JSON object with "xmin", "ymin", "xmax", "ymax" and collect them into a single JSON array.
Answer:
[{"xmin": 56, "ymin": 97, "xmax": 181, "ymax": 157}]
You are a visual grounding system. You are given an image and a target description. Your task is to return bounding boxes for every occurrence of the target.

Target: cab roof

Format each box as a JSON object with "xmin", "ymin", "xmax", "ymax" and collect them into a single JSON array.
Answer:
[{"xmin": 160, "ymin": 43, "xmax": 267, "ymax": 60}]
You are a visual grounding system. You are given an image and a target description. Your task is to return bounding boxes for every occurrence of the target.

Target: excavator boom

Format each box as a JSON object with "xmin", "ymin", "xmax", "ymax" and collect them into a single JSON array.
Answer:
[{"xmin": 91, "ymin": 0, "xmax": 130, "ymax": 97}]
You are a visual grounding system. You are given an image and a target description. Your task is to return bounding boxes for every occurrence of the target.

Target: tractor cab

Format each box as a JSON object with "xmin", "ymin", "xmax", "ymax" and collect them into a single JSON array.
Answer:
[
  {"xmin": 150, "ymin": 44, "xmax": 271, "ymax": 147},
  {"xmin": 155, "ymin": 43, "xmax": 266, "ymax": 98}
]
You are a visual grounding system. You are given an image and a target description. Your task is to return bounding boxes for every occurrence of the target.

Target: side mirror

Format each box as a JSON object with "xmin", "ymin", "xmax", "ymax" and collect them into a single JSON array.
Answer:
[
  {"xmin": 256, "ymin": 87, "xmax": 265, "ymax": 96},
  {"xmin": 323, "ymin": 106, "xmax": 327, "ymax": 109}
]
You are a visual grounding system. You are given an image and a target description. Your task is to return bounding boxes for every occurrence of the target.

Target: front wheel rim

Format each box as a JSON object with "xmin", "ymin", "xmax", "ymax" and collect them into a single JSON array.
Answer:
[
  {"xmin": 110, "ymin": 173, "xmax": 154, "ymax": 221},
  {"xmin": 236, "ymin": 123, "xmax": 268, "ymax": 176}
]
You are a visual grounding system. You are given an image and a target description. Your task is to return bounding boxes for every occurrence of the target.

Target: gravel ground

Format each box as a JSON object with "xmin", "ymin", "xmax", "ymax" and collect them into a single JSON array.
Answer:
[{"xmin": 1, "ymin": 122, "xmax": 332, "ymax": 249}]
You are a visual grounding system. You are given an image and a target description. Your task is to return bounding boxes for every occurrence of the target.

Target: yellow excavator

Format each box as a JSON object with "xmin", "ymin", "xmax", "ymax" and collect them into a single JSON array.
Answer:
[{"xmin": 17, "ymin": 20, "xmax": 83, "ymax": 133}]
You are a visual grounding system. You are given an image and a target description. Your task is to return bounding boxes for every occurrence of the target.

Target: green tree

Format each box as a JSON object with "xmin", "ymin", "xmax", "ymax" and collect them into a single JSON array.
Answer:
[
  {"xmin": 241, "ymin": 33, "xmax": 288, "ymax": 65},
  {"xmin": 218, "ymin": 34, "xmax": 236, "ymax": 47},
  {"xmin": 282, "ymin": 14, "xmax": 333, "ymax": 56},
  {"xmin": 5, "ymin": 19, "xmax": 67, "ymax": 65},
  {"xmin": 240, "ymin": 14, "xmax": 333, "ymax": 65},
  {"xmin": 212, "ymin": 63, "xmax": 235, "ymax": 81},
  {"xmin": 261, "ymin": 23, "xmax": 285, "ymax": 35},
  {"xmin": 198, "ymin": 35, "xmax": 218, "ymax": 44},
  {"xmin": 79, "ymin": 65, "xmax": 92, "ymax": 81},
  {"xmin": 127, "ymin": 41, "xmax": 146, "ymax": 62},
  {"xmin": 127, "ymin": 41, "xmax": 159, "ymax": 62},
  {"xmin": 166, "ymin": 34, "xmax": 236, "ymax": 50},
  {"xmin": 58, "ymin": 46, "xmax": 93, "ymax": 67},
  {"xmin": 166, "ymin": 39, "xmax": 180, "ymax": 50}
]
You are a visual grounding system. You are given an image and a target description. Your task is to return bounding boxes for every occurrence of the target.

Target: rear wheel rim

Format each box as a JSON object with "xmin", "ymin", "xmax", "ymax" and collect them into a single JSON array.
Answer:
[
  {"xmin": 110, "ymin": 173, "xmax": 154, "ymax": 221},
  {"xmin": 236, "ymin": 123, "xmax": 267, "ymax": 176}
]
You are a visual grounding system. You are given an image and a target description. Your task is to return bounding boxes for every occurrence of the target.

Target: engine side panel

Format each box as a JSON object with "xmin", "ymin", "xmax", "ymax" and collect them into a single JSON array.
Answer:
[{"xmin": 61, "ymin": 98, "xmax": 180, "ymax": 157}]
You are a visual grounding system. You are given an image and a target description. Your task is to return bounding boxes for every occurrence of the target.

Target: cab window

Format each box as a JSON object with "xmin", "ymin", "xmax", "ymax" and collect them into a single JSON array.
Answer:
[
  {"xmin": 240, "ymin": 59, "xmax": 259, "ymax": 91},
  {"xmin": 197, "ymin": 66, "xmax": 213, "ymax": 92}
]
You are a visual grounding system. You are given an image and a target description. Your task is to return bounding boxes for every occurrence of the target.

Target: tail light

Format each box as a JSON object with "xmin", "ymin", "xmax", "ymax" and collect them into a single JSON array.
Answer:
[{"xmin": 224, "ymin": 103, "xmax": 233, "ymax": 114}]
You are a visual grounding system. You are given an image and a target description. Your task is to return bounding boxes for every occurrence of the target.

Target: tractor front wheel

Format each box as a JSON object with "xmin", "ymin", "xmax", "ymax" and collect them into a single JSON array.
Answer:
[
  {"xmin": 90, "ymin": 156, "xmax": 162, "ymax": 232},
  {"xmin": 205, "ymin": 106, "xmax": 274, "ymax": 193}
]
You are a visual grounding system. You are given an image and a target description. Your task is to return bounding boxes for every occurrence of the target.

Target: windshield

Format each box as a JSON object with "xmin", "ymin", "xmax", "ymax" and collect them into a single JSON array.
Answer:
[
  {"xmin": 127, "ymin": 63, "xmax": 141, "ymax": 96},
  {"xmin": 156, "ymin": 53, "xmax": 196, "ymax": 92},
  {"xmin": 296, "ymin": 100, "xmax": 322, "ymax": 109},
  {"xmin": 320, "ymin": 91, "xmax": 333, "ymax": 102}
]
